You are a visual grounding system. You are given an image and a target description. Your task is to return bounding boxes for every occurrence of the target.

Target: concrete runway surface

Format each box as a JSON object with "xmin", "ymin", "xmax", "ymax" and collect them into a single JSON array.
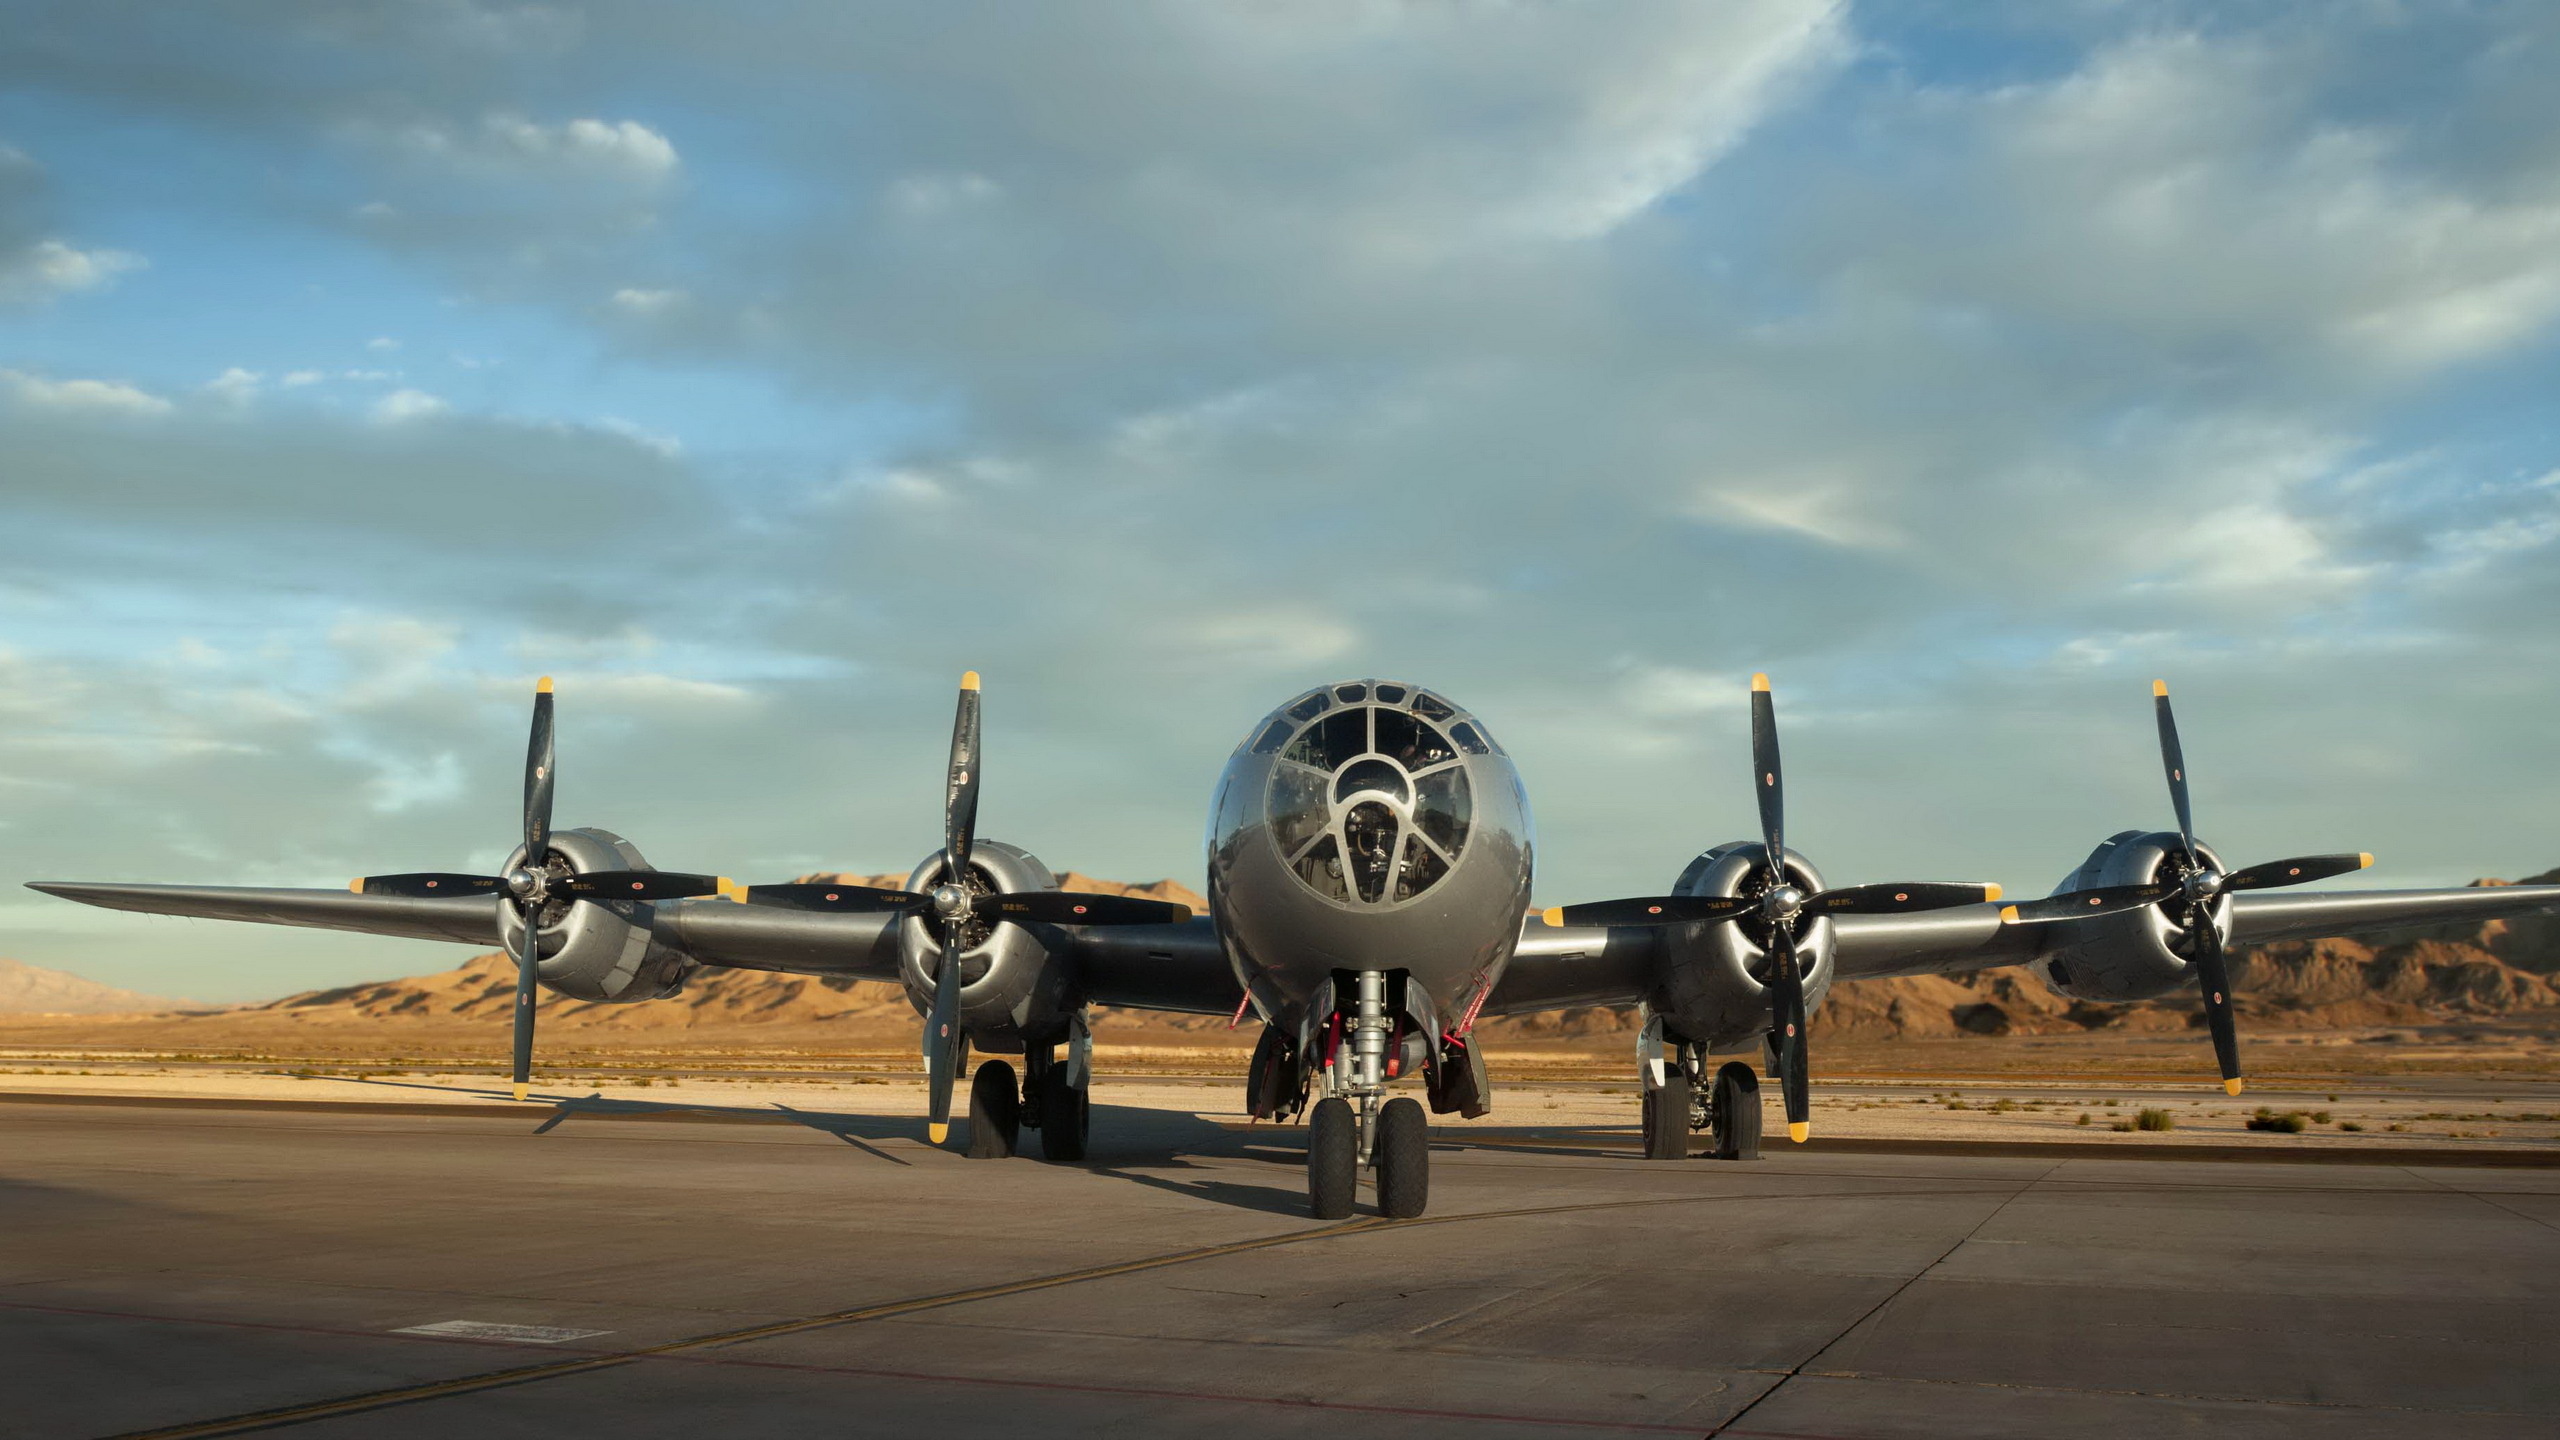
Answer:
[{"xmin": 4, "ymin": 1096, "xmax": 2555, "ymax": 1438}]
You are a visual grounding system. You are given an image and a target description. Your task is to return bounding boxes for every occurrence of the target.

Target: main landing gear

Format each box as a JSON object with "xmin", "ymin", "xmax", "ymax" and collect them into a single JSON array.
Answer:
[
  {"xmin": 1639, "ymin": 1017, "xmax": 1763, "ymax": 1162},
  {"xmin": 1306, "ymin": 970, "xmax": 1430, "ymax": 1219},
  {"xmin": 965, "ymin": 1013, "xmax": 1091, "ymax": 1162}
]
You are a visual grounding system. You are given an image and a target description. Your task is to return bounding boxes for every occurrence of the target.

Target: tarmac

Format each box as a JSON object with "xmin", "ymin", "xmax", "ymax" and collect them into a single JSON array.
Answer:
[{"xmin": 4, "ymin": 1093, "xmax": 2556, "ymax": 1438}]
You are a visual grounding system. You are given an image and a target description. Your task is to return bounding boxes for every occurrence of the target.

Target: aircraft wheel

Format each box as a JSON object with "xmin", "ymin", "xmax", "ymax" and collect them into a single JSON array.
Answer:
[
  {"xmin": 1307, "ymin": 1097, "xmax": 1358, "ymax": 1219},
  {"xmin": 967, "ymin": 1060, "xmax": 1020, "ymax": 1159},
  {"xmin": 1037, "ymin": 1066, "xmax": 1089, "ymax": 1162},
  {"xmin": 1644, "ymin": 1071, "xmax": 1690, "ymax": 1160},
  {"xmin": 1373, "ymin": 1097, "xmax": 1429, "ymax": 1218},
  {"xmin": 1711, "ymin": 1061, "xmax": 1762, "ymax": 1161}
]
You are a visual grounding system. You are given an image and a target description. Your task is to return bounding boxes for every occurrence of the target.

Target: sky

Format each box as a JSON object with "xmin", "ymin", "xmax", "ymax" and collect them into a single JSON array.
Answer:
[{"xmin": 3, "ymin": 1, "xmax": 2558, "ymax": 1003}]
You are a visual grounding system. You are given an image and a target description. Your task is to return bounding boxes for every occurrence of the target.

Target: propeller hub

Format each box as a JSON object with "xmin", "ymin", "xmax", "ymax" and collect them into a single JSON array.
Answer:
[
  {"xmin": 2184, "ymin": 868, "xmax": 2224, "ymax": 904},
  {"xmin": 1763, "ymin": 885, "xmax": 1805, "ymax": 920},
  {"xmin": 505, "ymin": 868, "xmax": 542, "ymax": 899},
  {"xmin": 931, "ymin": 882, "xmax": 968, "ymax": 916}
]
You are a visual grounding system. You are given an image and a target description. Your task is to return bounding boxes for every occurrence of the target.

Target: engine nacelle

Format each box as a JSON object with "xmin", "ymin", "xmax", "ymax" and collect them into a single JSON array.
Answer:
[
  {"xmin": 1650, "ymin": 841, "xmax": 1838, "ymax": 1050},
  {"xmin": 896, "ymin": 839, "xmax": 1075, "ymax": 1054},
  {"xmin": 2035, "ymin": 830, "xmax": 2234, "ymax": 1002},
  {"xmin": 495, "ymin": 828, "xmax": 697, "ymax": 1003}
]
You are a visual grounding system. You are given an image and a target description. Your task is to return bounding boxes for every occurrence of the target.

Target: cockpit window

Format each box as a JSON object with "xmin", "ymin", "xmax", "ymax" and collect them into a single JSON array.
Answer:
[
  {"xmin": 1283, "ymin": 707, "xmax": 1366, "ymax": 770},
  {"xmin": 1341, "ymin": 800, "xmax": 1399, "ymax": 904},
  {"xmin": 1263, "ymin": 693, "xmax": 1477, "ymax": 909},
  {"xmin": 1291, "ymin": 833, "xmax": 1349, "ymax": 901},
  {"xmin": 1332, "ymin": 757, "xmax": 1410, "ymax": 805},
  {"xmin": 1333, "ymin": 682, "xmax": 1367, "ymax": 703},
  {"xmin": 1413, "ymin": 766, "xmax": 1471, "ymax": 853},
  {"xmin": 1268, "ymin": 763, "xmax": 1331, "ymax": 856},
  {"xmin": 1373, "ymin": 710, "xmax": 1455, "ymax": 769}
]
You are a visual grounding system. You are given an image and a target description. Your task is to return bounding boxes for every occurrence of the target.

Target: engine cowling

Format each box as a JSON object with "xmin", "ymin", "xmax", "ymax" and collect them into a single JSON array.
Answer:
[
  {"xmin": 1649, "ymin": 841, "xmax": 1838, "ymax": 1050},
  {"xmin": 494, "ymin": 828, "xmax": 698, "ymax": 1003},
  {"xmin": 2035, "ymin": 829, "xmax": 2235, "ymax": 1002},
  {"xmin": 896, "ymin": 839, "xmax": 1075, "ymax": 1054}
]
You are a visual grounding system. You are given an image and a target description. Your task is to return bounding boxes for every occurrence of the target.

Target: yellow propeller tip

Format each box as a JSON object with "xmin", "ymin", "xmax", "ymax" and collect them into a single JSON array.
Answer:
[
  {"xmin": 1750, "ymin": 672, "xmax": 1771, "ymax": 692},
  {"xmin": 959, "ymin": 671, "xmax": 981, "ymax": 691},
  {"xmin": 2224, "ymin": 1078, "xmax": 2245, "ymax": 1096},
  {"xmin": 2358, "ymin": 852, "xmax": 2374, "ymax": 869},
  {"xmin": 1999, "ymin": 905, "xmax": 2019, "ymax": 924},
  {"xmin": 511, "ymin": 1082, "xmax": 530, "ymax": 1102},
  {"xmin": 928, "ymin": 1122, "xmax": 949, "ymax": 1144},
  {"xmin": 1788, "ymin": 1122, "xmax": 1810, "ymax": 1143},
  {"xmin": 349, "ymin": 879, "xmax": 364, "ymax": 894},
  {"xmin": 2151, "ymin": 678, "xmax": 2168, "ymax": 696},
  {"xmin": 1982, "ymin": 883, "xmax": 2003, "ymax": 902},
  {"xmin": 1541, "ymin": 908, "xmax": 1565, "ymax": 927},
  {"xmin": 536, "ymin": 676, "xmax": 554, "ymax": 694},
  {"xmin": 716, "ymin": 877, "xmax": 746, "ymax": 902}
]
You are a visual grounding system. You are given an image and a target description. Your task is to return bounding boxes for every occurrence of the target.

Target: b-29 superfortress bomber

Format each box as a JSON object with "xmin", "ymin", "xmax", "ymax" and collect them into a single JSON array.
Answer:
[{"xmin": 33, "ymin": 673, "xmax": 2560, "ymax": 1218}]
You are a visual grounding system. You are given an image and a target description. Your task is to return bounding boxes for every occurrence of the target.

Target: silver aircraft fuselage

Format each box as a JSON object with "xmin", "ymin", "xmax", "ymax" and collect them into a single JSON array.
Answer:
[{"xmin": 1206, "ymin": 680, "xmax": 1532, "ymax": 1036}]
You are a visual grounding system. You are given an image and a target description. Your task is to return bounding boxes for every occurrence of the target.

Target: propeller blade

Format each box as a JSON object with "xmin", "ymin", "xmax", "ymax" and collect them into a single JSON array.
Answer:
[
  {"xmin": 1805, "ymin": 882, "xmax": 2002, "ymax": 916},
  {"xmin": 1997, "ymin": 882, "xmax": 2180, "ymax": 924},
  {"xmin": 924, "ymin": 912, "xmax": 966, "ymax": 1144},
  {"xmin": 944, "ymin": 672, "xmax": 982, "ymax": 886},
  {"xmin": 524, "ymin": 677, "xmax": 557, "ymax": 865},
  {"xmin": 1749, "ymin": 673, "xmax": 1784, "ymax": 868},
  {"xmin": 1538, "ymin": 895, "xmax": 1753, "ymax": 928},
  {"xmin": 353, "ymin": 872, "xmax": 502, "ymax": 898},
  {"xmin": 2224, "ymin": 852, "xmax": 2373, "ymax": 893},
  {"xmin": 508, "ymin": 891, "xmax": 541, "ymax": 1102},
  {"xmin": 976, "ymin": 891, "xmax": 1193, "ymax": 926},
  {"xmin": 1768, "ymin": 925, "xmax": 1811, "ymax": 1143},
  {"xmin": 744, "ymin": 882, "xmax": 929, "ymax": 913},
  {"xmin": 2152, "ymin": 680, "xmax": 2195, "ymax": 861},
  {"xmin": 2186, "ymin": 899, "xmax": 2245, "ymax": 1095},
  {"xmin": 553, "ymin": 870, "xmax": 733, "ymax": 902}
]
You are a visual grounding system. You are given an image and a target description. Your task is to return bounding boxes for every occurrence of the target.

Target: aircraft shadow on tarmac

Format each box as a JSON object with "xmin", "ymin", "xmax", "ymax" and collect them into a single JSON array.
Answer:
[{"xmin": 332, "ymin": 1077, "xmax": 1643, "ymax": 1214}]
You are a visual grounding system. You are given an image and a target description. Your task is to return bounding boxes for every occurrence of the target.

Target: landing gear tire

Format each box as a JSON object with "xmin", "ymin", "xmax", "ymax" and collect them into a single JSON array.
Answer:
[
  {"xmin": 1036, "ymin": 1066, "xmax": 1089, "ymax": 1162},
  {"xmin": 1373, "ymin": 1096, "xmax": 1429, "ymax": 1218},
  {"xmin": 1643, "ymin": 1071, "xmax": 1691, "ymax": 1160},
  {"xmin": 1307, "ymin": 1097, "xmax": 1358, "ymax": 1219},
  {"xmin": 967, "ymin": 1059, "xmax": 1019, "ymax": 1159},
  {"xmin": 1711, "ymin": 1061, "xmax": 1762, "ymax": 1161}
]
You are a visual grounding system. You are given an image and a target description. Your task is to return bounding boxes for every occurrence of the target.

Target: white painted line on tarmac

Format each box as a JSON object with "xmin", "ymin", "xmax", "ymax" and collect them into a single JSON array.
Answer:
[{"xmin": 391, "ymin": 1320, "xmax": 612, "ymax": 1344}]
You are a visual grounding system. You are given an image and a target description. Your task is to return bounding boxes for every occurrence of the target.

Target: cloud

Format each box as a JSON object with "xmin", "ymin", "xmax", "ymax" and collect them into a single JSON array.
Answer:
[
  {"xmin": 609, "ymin": 286, "xmax": 685, "ymax": 314},
  {"xmin": 386, "ymin": 112, "xmax": 679, "ymax": 181},
  {"xmin": 0, "ymin": 237, "xmax": 145, "ymax": 303},
  {"xmin": 371, "ymin": 388, "xmax": 449, "ymax": 422},
  {"xmin": 2, "ymin": 369, "xmax": 172, "ymax": 418},
  {"xmin": 204, "ymin": 368, "xmax": 262, "ymax": 404}
]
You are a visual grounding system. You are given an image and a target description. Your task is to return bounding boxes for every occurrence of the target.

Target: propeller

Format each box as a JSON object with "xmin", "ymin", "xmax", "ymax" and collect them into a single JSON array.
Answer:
[
  {"xmin": 743, "ymin": 672, "xmax": 1191, "ymax": 1147},
  {"xmin": 1998, "ymin": 680, "xmax": 2373, "ymax": 1095},
  {"xmin": 351, "ymin": 678, "xmax": 734, "ymax": 1100},
  {"xmin": 1541, "ymin": 674, "xmax": 2002, "ymax": 1143}
]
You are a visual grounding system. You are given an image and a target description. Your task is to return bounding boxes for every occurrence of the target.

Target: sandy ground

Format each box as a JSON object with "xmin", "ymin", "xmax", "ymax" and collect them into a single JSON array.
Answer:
[{"xmin": 7, "ymin": 1050, "xmax": 2560, "ymax": 1153}]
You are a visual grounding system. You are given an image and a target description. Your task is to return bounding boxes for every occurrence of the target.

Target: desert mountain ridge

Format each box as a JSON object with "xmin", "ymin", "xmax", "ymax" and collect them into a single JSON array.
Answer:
[{"xmin": 0, "ymin": 958, "xmax": 204, "ymax": 1016}]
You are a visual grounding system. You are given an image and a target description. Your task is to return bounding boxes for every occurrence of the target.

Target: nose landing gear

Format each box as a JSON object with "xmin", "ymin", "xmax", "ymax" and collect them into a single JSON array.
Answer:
[{"xmin": 1305, "ymin": 969, "xmax": 1431, "ymax": 1219}]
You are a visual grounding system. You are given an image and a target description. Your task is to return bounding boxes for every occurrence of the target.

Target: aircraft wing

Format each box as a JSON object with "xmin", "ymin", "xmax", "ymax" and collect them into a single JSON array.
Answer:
[
  {"xmin": 23, "ymin": 880, "xmax": 912, "ymax": 984},
  {"xmin": 1477, "ymin": 921, "xmax": 1660, "ymax": 1017},
  {"xmin": 1067, "ymin": 917, "xmax": 1244, "ymax": 1016},
  {"xmin": 25, "ymin": 881, "xmax": 506, "ymax": 947},
  {"xmin": 1830, "ymin": 884, "xmax": 2560, "ymax": 982}
]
